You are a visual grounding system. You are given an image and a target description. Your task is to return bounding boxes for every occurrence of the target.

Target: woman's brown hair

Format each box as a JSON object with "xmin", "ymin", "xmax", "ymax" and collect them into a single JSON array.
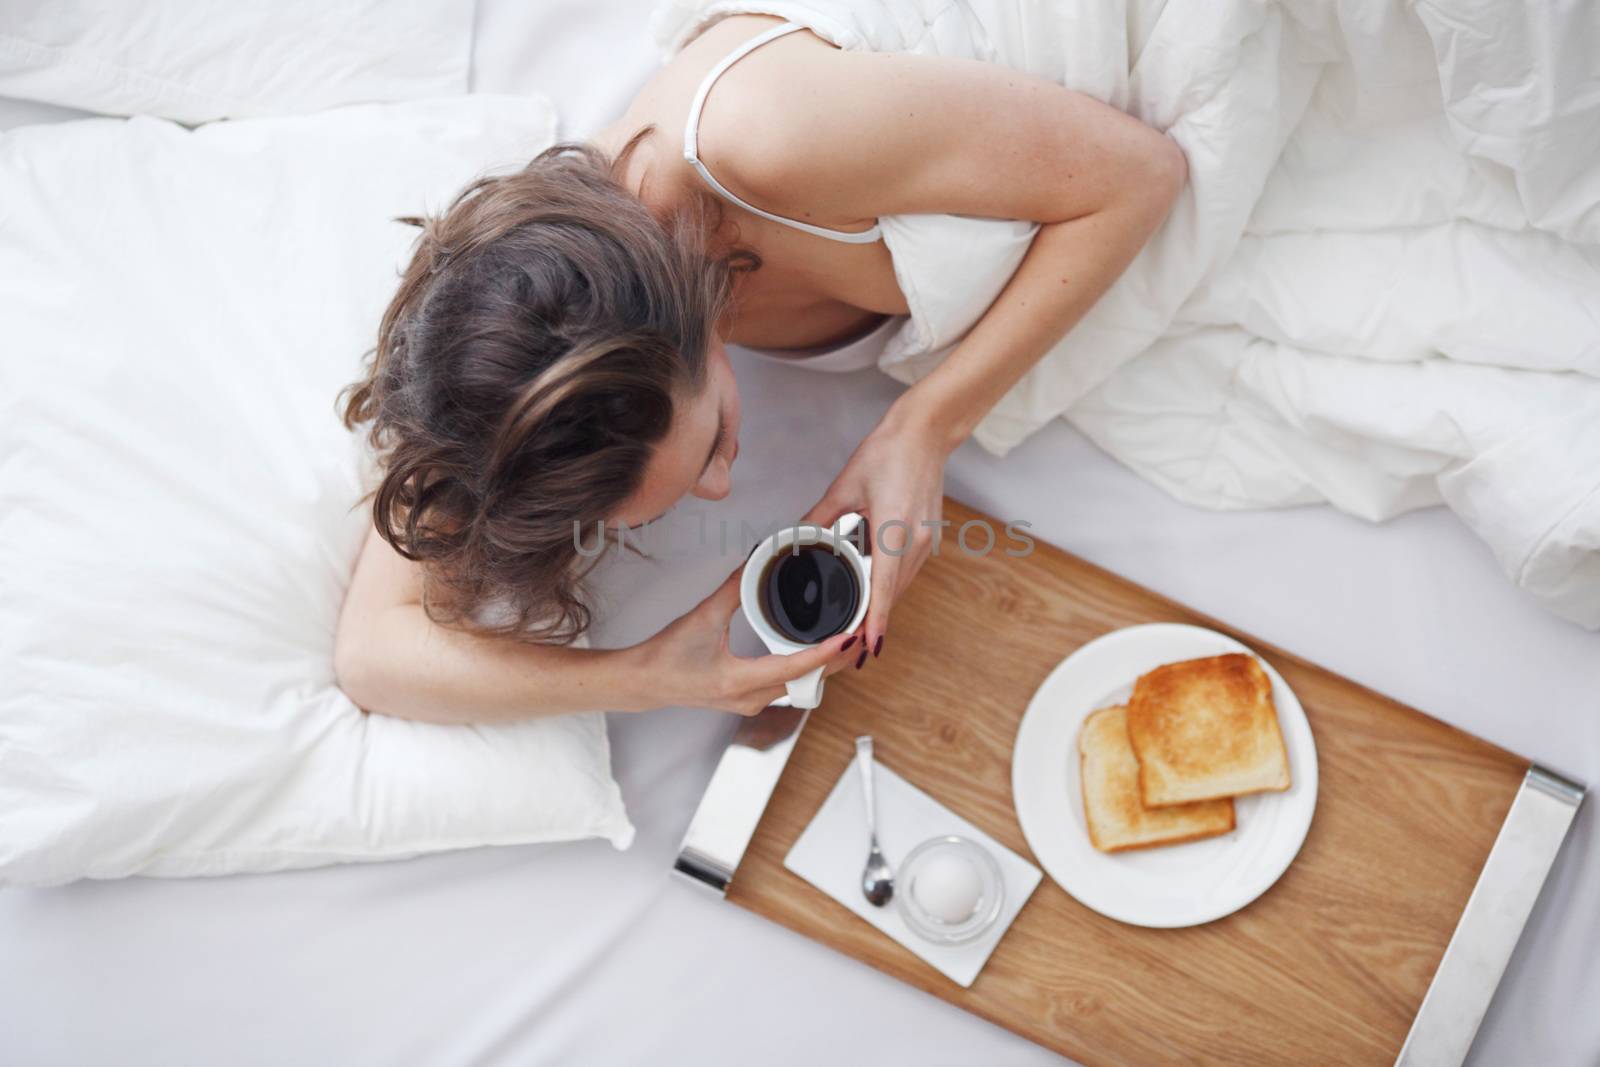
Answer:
[{"xmin": 342, "ymin": 136, "xmax": 734, "ymax": 642}]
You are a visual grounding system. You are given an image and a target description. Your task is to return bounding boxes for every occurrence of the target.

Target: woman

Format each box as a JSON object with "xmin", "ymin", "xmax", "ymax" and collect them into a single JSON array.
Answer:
[{"xmin": 334, "ymin": 11, "xmax": 1185, "ymax": 722}]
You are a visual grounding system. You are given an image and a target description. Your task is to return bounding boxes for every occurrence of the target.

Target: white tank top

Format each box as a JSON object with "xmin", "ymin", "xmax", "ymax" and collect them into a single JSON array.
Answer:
[{"xmin": 659, "ymin": 2, "xmax": 1040, "ymax": 384}]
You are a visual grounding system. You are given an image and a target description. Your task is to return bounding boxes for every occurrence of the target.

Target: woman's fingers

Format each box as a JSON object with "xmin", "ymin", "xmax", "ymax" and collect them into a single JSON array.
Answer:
[
  {"xmin": 734, "ymin": 635, "xmax": 858, "ymax": 713},
  {"xmin": 701, "ymin": 566, "xmax": 746, "ymax": 621},
  {"xmin": 799, "ymin": 481, "xmax": 856, "ymax": 530},
  {"xmin": 862, "ymin": 521, "xmax": 933, "ymax": 655},
  {"xmin": 743, "ymin": 631, "xmax": 854, "ymax": 688},
  {"xmin": 863, "ymin": 544, "xmax": 899, "ymax": 655},
  {"xmin": 823, "ymin": 651, "xmax": 855, "ymax": 678}
]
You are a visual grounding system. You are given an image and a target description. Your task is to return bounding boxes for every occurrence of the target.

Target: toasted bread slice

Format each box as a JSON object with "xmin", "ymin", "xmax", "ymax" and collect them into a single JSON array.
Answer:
[
  {"xmin": 1079, "ymin": 706, "xmax": 1236, "ymax": 852},
  {"xmin": 1127, "ymin": 653, "xmax": 1291, "ymax": 806}
]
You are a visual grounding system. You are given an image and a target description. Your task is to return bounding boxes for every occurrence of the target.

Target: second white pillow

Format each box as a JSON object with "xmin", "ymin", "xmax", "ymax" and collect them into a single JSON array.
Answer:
[
  {"xmin": 0, "ymin": 96, "xmax": 637, "ymax": 887},
  {"xmin": 0, "ymin": 0, "xmax": 474, "ymax": 123}
]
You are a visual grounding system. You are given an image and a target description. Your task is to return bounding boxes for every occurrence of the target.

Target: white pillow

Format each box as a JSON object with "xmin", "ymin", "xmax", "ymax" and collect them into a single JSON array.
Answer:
[
  {"xmin": 0, "ymin": 0, "xmax": 473, "ymax": 123},
  {"xmin": 0, "ymin": 98, "xmax": 635, "ymax": 887}
]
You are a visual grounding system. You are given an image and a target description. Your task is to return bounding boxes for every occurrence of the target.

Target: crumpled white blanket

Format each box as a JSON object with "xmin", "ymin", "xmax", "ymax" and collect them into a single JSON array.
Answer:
[
  {"xmin": 657, "ymin": 0, "xmax": 1600, "ymax": 628},
  {"xmin": 1073, "ymin": 0, "xmax": 1600, "ymax": 631}
]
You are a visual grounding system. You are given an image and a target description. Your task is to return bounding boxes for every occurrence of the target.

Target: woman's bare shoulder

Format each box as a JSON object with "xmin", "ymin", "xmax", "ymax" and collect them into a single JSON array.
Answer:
[{"xmin": 685, "ymin": 25, "xmax": 876, "ymax": 226}]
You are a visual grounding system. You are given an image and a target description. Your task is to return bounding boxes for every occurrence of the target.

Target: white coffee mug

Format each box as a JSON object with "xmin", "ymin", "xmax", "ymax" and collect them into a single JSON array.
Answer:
[{"xmin": 740, "ymin": 512, "xmax": 872, "ymax": 710}]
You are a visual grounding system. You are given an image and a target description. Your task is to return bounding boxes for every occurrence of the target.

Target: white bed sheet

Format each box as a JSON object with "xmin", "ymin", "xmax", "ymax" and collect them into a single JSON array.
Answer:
[{"xmin": 2, "ymin": 2, "xmax": 1596, "ymax": 1064}]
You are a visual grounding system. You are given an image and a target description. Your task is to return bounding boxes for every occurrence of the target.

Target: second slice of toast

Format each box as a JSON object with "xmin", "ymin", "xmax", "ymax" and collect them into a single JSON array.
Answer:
[
  {"xmin": 1079, "ymin": 705, "xmax": 1236, "ymax": 852},
  {"xmin": 1126, "ymin": 653, "xmax": 1292, "ymax": 806}
]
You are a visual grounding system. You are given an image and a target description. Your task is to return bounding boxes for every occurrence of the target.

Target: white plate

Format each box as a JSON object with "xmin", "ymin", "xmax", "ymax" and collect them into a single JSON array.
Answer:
[{"xmin": 1011, "ymin": 624, "xmax": 1318, "ymax": 928}]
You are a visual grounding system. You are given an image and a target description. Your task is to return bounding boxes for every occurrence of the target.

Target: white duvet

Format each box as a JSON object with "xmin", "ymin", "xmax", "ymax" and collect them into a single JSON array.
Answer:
[
  {"xmin": 1074, "ymin": 0, "xmax": 1600, "ymax": 632},
  {"xmin": 659, "ymin": 0, "xmax": 1600, "ymax": 628}
]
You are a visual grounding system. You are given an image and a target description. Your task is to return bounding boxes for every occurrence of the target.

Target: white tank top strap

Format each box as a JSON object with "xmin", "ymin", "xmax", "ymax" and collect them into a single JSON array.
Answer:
[{"xmin": 682, "ymin": 21, "xmax": 883, "ymax": 245}]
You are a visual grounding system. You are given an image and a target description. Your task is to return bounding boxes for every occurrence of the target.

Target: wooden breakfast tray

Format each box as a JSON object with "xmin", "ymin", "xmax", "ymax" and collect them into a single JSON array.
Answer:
[{"xmin": 721, "ymin": 499, "xmax": 1535, "ymax": 1066}]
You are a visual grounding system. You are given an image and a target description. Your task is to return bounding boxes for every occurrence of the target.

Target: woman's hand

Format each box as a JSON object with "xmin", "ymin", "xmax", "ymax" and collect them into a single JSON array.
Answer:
[
  {"xmin": 803, "ymin": 398, "xmax": 956, "ymax": 657},
  {"xmin": 629, "ymin": 569, "xmax": 858, "ymax": 715}
]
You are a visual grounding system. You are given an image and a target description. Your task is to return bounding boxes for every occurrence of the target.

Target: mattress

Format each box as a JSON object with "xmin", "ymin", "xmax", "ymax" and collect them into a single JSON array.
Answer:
[{"xmin": 1, "ymin": 1, "xmax": 1596, "ymax": 1064}]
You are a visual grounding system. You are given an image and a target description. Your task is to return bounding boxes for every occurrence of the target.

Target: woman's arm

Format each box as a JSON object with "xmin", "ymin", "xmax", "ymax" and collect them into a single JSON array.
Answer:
[
  {"xmin": 712, "ymin": 47, "xmax": 1184, "ymax": 241},
  {"xmin": 714, "ymin": 46, "xmax": 1186, "ymax": 647},
  {"xmin": 334, "ymin": 525, "xmax": 851, "ymax": 723}
]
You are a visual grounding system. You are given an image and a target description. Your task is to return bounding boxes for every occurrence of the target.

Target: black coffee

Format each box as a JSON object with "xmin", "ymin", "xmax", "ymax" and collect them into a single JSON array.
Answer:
[{"xmin": 759, "ymin": 543, "xmax": 860, "ymax": 644}]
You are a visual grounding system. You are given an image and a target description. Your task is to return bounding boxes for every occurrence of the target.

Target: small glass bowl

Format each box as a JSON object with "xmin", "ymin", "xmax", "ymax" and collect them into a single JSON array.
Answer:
[{"xmin": 894, "ymin": 835, "xmax": 1005, "ymax": 945}]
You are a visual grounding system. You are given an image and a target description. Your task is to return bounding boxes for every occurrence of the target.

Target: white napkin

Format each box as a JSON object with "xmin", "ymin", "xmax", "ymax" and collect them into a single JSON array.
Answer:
[{"xmin": 784, "ymin": 752, "xmax": 1042, "ymax": 988}]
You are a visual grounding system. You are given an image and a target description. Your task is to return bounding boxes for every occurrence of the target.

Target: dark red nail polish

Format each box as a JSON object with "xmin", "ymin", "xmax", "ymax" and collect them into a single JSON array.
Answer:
[
  {"xmin": 873, "ymin": 635, "xmax": 885, "ymax": 658},
  {"xmin": 841, "ymin": 635, "xmax": 858, "ymax": 652},
  {"xmin": 855, "ymin": 648, "xmax": 868, "ymax": 670}
]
